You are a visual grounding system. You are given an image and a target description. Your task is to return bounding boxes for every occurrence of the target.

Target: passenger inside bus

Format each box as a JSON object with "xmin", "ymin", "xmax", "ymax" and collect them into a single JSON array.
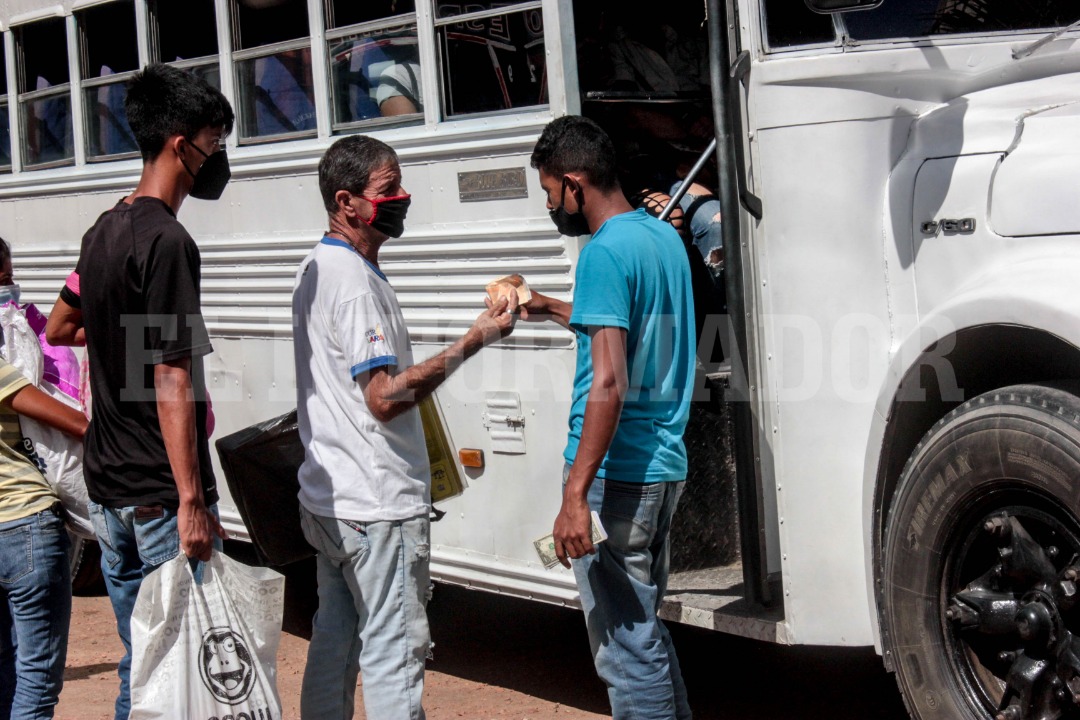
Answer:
[{"xmin": 573, "ymin": 0, "xmax": 726, "ymax": 366}]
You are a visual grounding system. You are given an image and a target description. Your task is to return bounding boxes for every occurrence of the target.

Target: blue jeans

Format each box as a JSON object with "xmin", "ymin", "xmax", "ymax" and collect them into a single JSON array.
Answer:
[
  {"xmin": 671, "ymin": 180, "xmax": 722, "ymax": 263},
  {"xmin": 88, "ymin": 501, "xmax": 220, "ymax": 720},
  {"xmin": 568, "ymin": 466, "xmax": 691, "ymax": 720},
  {"xmin": 299, "ymin": 506, "xmax": 431, "ymax": 720},
  {"xmin": 0, "ymin": 506, "xmax": 71, "ymax": 720}
]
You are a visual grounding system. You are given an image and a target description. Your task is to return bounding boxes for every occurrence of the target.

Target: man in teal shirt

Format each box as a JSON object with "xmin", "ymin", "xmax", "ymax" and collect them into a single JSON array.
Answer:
[{"xmin": 520, "ymin": 116, "xmax": 696, "ymax": 720}]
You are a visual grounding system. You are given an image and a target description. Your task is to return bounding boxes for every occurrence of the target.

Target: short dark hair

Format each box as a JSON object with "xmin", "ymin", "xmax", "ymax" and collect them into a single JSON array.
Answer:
[
  {"xmin": 0, "ymin": 237, "xmax": 10, "ymax": 269},
  {"xmin": 318, "ymin": 135, "xmax": 399, "ymax": 213},
  {"xmin": 530, "ymin": 116, "xmax": 619, "ymax": 190},
  {"xmin": 125, "ymin": 63, "xmax": 234, "ymax": 161}
]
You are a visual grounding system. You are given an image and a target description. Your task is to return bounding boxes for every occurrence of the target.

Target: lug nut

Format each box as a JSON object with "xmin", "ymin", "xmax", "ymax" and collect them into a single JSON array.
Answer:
[
  {"xmin": 986, "ymin": 516, "xmax": 1013, "ymax": 539},
  {"xmin": 1065, "ymin": 567, "xmax": 1080, "ymax": 582},
  {"xmin": 1049, "ymin": 546, "xmax": 1060, "ymax": 558},
  {"xmin": 997, "ymin": 706, "xmax": 1022, "ymax": 720},
  {"xmin": 998, "ymin": 651, "xmax": 1016, "ymax": 663}
]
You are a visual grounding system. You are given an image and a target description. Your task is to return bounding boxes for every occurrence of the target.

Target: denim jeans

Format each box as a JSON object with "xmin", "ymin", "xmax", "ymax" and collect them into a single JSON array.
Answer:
[
  {"xmin": 0, "ymin": 506, "xmax": 71, "ymax": 720},
  {"xmin": 671, "ymin": 180, "xmax": 722, "ymax": 263},
  {"xmin": 567, "ymin": 465, "xmax": 691, "ymax": 720},
  {"xmin": 299, "ymin": 506, "xmax": 431, "ymax": 720},
  {"xmin": 88, "ymin": 501, "xmax": 220, "ymax": 720}
]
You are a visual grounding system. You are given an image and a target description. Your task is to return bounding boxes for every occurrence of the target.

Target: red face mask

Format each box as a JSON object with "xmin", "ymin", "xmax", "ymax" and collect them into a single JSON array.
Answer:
[{"xmin": 365, "ymin": 194, "xmax": 412, "ymax": 238}]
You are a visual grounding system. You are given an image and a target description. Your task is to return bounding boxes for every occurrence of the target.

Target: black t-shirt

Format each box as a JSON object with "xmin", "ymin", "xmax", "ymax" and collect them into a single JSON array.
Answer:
[{"xmin": 74, "ymin": 197, "xmax": 218, "ymax": 509}]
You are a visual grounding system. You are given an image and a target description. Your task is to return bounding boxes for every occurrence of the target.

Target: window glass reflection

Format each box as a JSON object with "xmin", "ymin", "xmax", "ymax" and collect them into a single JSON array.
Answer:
[
  {"xmin": 844, "ymin": 0, "xmax": 1078, "ymax": 40},
  {"xmin": 156, "ymin": 0, "xmax": 218, "ymax": 61},
  {"xmin": 236, "ymin": 48, "xmax": 317, "ymax": 138},
  {"xmin": 0, "ymin": 106, "xmax": 10, "ymax": 169},
  {"xmin": 437, "ymin": 4, "xmax": 546, "ymax": 116},
  {"xmin": 24, "ymin": 94, "xmax": 74, "ymax": 166},
  {"xmin": 435, "ymin": 0, "xmax": 533, "ymax": 19},
  {"xmin": 84, "ymin": 84, "xmax": 138, "ymax": 159},
  {"xmin": 330, "ymin": 27, "xmax": 421, "ymax": 124},
  {"xmin": 328, "ymin": 0, "xmax": 415, "ymax": 29},
  {"xmin": 81, "ymin": 0, "xmax": 139, "ymax": 78}
]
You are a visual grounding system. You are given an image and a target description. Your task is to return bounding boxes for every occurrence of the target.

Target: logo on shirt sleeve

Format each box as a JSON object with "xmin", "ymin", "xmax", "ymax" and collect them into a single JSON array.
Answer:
[{"xmin": 366, "ymin": 323, "xmax": 386, "ymax": 344}]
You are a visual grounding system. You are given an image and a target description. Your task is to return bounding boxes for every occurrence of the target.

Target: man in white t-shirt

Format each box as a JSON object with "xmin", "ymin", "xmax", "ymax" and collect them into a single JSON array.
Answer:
[
  {"xmin": 377, "ymin": 61, "xmax": 422, "ymax": 116},
  {"xmin": 292, "ymin": 134, "xmax": 516, "ymax": 719}
]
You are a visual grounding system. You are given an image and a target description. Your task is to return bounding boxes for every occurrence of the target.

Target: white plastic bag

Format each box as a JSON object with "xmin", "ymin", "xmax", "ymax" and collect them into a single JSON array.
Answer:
[
  {"xmin": 129, "ymin": 551, "xmax": 285, "ymax": 720},
  {"xmin": 0, "ymin": 303, "xmax": 94, "ymax": 538}
]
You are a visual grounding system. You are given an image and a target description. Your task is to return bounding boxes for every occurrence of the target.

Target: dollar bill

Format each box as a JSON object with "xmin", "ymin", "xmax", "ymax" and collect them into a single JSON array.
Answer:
[{"xmin": 533, "ymin": 511, "xmax": 608, "ymax": 569}]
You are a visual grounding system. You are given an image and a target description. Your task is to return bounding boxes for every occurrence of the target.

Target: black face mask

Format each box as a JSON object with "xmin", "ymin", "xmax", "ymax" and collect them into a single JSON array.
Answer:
[
  {"xmin": 365, "ymin": 195, "xmax": 412, "ymax": 238},
  {"xmin": 549, "ymin": 179, "xmax": 591, "ymax": 237},
  {"xmin": 182, "ymin": 141, "xmax": 231, "ymax": 201}
]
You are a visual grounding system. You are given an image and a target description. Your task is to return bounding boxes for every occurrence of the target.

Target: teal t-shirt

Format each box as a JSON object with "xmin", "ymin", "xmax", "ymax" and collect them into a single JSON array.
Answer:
[{"xmin": 563, "ymin": 209, "xmax": 696, "ymax": 482}]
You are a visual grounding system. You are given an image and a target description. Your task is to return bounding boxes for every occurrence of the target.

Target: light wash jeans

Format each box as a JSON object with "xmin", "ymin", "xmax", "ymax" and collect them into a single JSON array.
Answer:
[
  {"xmin": 299, "ymin": 506, "xmax": 431, "ymax": 720},
  {"xmin": 0, "ymin": 506, "xmax": 71, "ymax": 720},
  {"xmin": 671, "ymin": 180, "xmax": 722, "ymax": 264},
  {"xmin": 88, "ymin": 501, "xmax": 220, "ymax": 720},
  {"xmin": 567, "ymin": 465, "xmax": 691, "ymax": 720}
]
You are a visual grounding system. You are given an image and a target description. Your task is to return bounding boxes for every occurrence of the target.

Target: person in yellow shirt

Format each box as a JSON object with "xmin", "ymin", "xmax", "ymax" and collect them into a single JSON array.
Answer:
[{"xmin": 0, "ymin": 242, "xmax": 89, "ymax": 720}]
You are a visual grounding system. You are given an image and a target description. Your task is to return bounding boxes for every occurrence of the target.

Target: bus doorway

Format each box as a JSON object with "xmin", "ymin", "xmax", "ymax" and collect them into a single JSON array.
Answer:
[{"xmin": 567, "ymin": 0, "xmax": 781, "ymax": 640}]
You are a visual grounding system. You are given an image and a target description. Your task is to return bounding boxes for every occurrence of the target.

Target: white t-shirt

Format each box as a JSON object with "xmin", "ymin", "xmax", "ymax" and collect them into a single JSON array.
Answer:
[
  {"xmin": 376, "ymin": 62, "xmax": 422, "ymax": 110},
  {"xmin": 292, "ymin": 237, "xmax": 429, "ymax": 522}
]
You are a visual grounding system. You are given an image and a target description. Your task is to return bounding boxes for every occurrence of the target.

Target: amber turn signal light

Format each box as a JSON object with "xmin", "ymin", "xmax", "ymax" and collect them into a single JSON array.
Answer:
[{"xmin": 458, "ymin": 449, "xmax": 484, "ymax": 468}]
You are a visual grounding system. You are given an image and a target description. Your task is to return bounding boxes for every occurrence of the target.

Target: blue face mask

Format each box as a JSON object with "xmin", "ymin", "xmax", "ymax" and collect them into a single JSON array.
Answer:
[{"xmin": 0, "ymin": 284, "xmax": 20, "ymax": 305}]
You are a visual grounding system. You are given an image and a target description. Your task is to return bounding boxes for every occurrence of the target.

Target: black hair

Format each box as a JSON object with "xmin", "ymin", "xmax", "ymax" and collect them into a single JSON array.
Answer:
[
  {"xmin": 125, "ymin": 63, "xmax": 235, "ymax": 161},
  {"xmin": 530, "ymin": 116, "xmax": 619, "ymax": 191},
  {"xmin": 318, "ymin": 135, "xmax": 400, "ymax": 213}
]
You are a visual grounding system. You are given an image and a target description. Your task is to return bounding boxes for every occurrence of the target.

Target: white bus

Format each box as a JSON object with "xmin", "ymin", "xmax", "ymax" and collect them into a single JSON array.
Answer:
[{"xmin": 2, "ymin": 0, "xmax": 1079, "ymax": 718}]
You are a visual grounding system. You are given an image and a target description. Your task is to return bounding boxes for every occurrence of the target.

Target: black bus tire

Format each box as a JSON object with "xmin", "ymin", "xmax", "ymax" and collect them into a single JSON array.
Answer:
[{"xmin": 882, "ymin": 383, "xmax": 1080, "ymax": 719}]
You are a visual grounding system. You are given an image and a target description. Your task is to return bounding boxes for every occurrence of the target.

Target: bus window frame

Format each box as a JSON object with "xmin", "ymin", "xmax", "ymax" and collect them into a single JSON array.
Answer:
[
  {"xmin": 229, "ymin": 0, "xmax": 317, "ymax": 146},
  {"xmin": 77, "ymin": 3, "xmax": 141, "ymax": 163},
  {"xmin": 14, "ymin": 18, "xmax": 75, "ymax": 171},
  {"xmin": 0, "ymin": 0, "xmax": 578, "ymax": 182},
  {"xmin": 232, "ymin": 36, "xmax": 318, "ymax": 145},
  {"xmin": 432, "ymin": 0, "xmax": 550, "ymax": 121},
  {"xmin": 0, "ymin": 96, "xmax": 10, "ymax": 173},
  {"xmin": 324, "ymin": 12, "xmax": 424, "ymax": 134},
  {"xmin": 146, "ymin": 0, "xmax": 220, "ymax": 81},
  {"xmin": 0, "ymin": 42, "xmax": 9, "ymax": 173},
  {"xmin": 79, "ymin": 69, "xmax": 140, "ymax": 162}
]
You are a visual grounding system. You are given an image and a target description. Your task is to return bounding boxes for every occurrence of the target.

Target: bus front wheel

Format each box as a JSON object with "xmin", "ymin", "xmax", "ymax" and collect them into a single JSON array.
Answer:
[{"xmin": 883, "ymin": 384, "xmax": 1080, "ymax": 720}]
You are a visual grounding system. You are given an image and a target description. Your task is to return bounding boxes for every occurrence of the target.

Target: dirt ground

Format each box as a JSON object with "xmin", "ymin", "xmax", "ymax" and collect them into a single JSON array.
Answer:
[
  {"xmin": 55, "ymin": 574, "xmax": 910, "ymax": 720},
  {"xmin": 55, "ymin": 591, "xmax": 607, "ymax": 720}
]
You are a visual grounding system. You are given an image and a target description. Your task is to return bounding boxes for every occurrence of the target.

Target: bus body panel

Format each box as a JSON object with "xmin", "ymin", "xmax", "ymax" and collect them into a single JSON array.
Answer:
[{"xmin": 746, "ymin": 15, "xmax": 1080, "ymax": 644}]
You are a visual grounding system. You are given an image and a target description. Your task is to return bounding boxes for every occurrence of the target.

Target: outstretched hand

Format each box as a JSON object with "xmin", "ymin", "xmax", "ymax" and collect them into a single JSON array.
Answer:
[{"xmin": 472, "ymin": 294, "xmax": 517, "ymax": 347}]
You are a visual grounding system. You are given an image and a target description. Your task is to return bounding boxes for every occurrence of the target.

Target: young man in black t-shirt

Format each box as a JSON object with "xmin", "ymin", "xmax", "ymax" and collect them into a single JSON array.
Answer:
[{"xmin": 45, "ymin": 64, "xmax": 234, "ymax": 720}]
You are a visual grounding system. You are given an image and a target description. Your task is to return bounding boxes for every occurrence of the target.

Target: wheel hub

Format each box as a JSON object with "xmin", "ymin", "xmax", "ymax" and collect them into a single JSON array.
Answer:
[{"xmin": 946, "ymin": 514, "xmax": 1080, "ymax": 720}]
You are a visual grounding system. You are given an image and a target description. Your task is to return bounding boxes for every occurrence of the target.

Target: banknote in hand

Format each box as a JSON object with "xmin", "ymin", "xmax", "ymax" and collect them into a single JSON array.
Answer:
[{"xmin": 533, "ymin": 511, "xmax": 608, "ymax": 569}]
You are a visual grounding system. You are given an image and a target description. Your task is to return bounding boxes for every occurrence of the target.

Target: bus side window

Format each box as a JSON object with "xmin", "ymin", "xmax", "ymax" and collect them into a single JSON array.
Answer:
[
  {"xmin": 762, "ymin": 0, "xmax": 837, "ymax": 50},
  {"xmin": 150, "ymin": 0, "xmax": 221, "ymax": 88},
  {"xmin": 78, "ymin": 0, "xmax": 141, "ymax": 161},
  {"xmin": 231, "ymin": 0, "xmax": 317, "ymax": 143},
  {"xmin": 16, "ymin": 18, "xmax": 74, "ymax": 169},
  {"xmin": 0, "ymin": 48, "xmax": 10, "ymax": 172},
  {"xmin": 434, "ymin": 0, "xmax": 548, "ymax": 118},
  {"xmin": 325, "ymin": 0, "xmax": 423, "ymax": 129},
  {"xmin": 843, "ymin": 0, "xmax": 1077, "ymax": 41}
]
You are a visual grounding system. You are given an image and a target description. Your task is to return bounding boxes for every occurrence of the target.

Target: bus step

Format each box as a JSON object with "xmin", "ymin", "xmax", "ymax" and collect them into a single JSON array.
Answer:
[
  {"xmin": 705, "ymin": 361, "xmax": 732, "ymax": 383},
  {"xmin": 661, "ymin": 564, "xmax": 788, "ymax": 644}
]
